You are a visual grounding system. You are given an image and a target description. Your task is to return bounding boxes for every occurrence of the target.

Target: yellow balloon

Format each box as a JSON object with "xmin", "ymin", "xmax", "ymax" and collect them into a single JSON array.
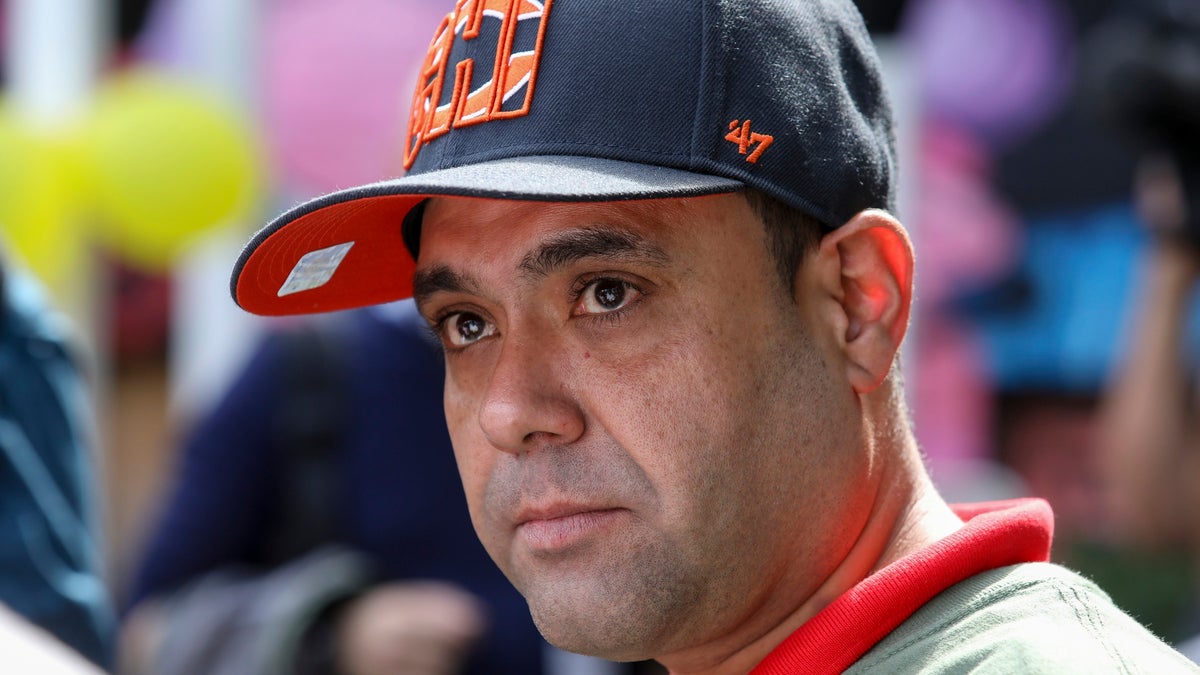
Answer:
[
  {"xmin": 0, "ymin": 109, "xmax": 86, "ymax": 293},
  {"xmin": 81, "ymin": 70, "xmax": 263, "ymax": 270}
]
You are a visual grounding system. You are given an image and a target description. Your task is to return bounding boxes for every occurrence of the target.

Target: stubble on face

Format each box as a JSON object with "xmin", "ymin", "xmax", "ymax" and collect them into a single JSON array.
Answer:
[{"xmin": 478, "ymin": 438, "xmax": 709, "ymax": 657}]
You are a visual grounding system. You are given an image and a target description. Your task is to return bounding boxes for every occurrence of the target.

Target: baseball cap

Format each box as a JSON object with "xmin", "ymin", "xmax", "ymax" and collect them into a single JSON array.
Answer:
[{"xmin": 232, "ymin": 0, "xmax": 896, "ymax": 316}]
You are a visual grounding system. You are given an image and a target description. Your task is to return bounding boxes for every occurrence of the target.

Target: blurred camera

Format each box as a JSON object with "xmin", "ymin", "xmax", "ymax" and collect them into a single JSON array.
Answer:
[{"xmin": 1085, "ymin": 0, "xmax": 1200, "ymax": 238}]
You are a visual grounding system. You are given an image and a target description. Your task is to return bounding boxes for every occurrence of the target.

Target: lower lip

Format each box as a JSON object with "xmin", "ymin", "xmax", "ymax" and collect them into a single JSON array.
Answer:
[{"xmin": 517, "ymin": 509, "xmax": 624, "ymax": 552}]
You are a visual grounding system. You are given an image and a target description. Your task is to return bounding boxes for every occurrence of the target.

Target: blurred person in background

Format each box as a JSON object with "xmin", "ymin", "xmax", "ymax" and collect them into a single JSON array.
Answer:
[
  {"xmin": 1097, "ymin": 155, "xmax": 1200, "ymax": 665},
  {"xmin": 1092, "ymin": 1, "xmax": 1200, "ymax": 663},
  {"xmin": 120, "ymin": 303, "xmax": 646, "ymax": 675},
  {"xmin": 0, "ymin": 246, "xmax": 115, "ymax": 669}
]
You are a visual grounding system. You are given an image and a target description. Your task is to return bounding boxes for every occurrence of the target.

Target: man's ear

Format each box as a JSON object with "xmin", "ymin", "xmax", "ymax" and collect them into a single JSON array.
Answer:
[{"xmin": 812, "ymin": 209, "xmax": 913, "ymax": 395}]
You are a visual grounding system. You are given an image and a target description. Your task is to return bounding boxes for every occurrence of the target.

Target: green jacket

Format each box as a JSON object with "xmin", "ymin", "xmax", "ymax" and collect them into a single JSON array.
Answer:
[{"xmin": 849, "ymin": 562, "xmax": 1199, "ymax": 674}]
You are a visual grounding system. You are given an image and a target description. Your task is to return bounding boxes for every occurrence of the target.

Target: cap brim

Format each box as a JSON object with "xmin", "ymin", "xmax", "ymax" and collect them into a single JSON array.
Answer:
[{"xmin": 232, "ymin": 155, "xmax": 743, "ymax": 316}]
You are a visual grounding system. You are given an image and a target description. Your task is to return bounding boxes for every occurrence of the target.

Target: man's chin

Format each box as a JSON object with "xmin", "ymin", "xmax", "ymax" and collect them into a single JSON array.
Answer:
[
  {"xmin": 519, "ymin": 567, "xmax": 694, "ymax": 663},
  {"xmin": 530, "ymin": 605, "xmax": 658, "ymax": 663}
]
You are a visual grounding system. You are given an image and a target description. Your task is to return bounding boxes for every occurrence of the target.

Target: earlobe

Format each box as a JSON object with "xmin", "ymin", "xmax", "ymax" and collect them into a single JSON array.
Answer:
[{"xmin": 818, "ymin": 210, "xmax": 914, "ymax": 394}]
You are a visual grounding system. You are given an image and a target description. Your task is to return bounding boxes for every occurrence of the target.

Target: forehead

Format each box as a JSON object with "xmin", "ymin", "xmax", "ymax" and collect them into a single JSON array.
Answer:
[{"xmin": 417, "ymin": 194, "xmax": 750, "ymax": 264}]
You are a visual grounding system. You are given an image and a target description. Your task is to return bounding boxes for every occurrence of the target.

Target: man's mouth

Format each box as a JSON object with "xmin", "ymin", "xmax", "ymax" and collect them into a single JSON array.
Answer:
[{"xmin": 515, "ymin": 505, "xmax": 626, "ymax": 552}]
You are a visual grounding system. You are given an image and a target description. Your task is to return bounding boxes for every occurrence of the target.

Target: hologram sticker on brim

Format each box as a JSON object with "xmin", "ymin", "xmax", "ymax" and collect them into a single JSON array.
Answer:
[{"xmin": 277, "ymin": 241, "xmax": 355, "ymax": 297}]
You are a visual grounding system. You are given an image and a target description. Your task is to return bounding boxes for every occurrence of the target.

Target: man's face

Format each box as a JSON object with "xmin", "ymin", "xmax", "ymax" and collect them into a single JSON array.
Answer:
[{"xmin": 414, "ymin": 194, "xmax": 872, "ymax": 662}]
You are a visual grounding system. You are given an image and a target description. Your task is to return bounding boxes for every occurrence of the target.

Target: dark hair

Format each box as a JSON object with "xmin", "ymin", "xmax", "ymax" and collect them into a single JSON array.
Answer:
[{"xmin": 742, "ymin": 188, "xmax": 827, "ymax": 293}]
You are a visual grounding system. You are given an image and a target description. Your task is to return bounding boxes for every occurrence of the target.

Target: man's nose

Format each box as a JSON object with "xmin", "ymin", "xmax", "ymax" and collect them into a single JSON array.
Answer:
[{"xmin": 478, "ymin": 334, "xmax": 585, "ymax": 454}]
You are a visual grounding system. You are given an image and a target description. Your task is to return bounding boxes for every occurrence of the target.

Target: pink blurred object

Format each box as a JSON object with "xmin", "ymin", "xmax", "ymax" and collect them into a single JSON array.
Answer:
[
  {"xmin": 913, "ymin": 316, "xmax": 994, "ymax": 470},
  {"xmin": 916, "ymin": 122, "xmax": 1021, "ymax": 306},
  {"xmin": 905, "ymin": 0, "xmax": 1073, "ymax": 147},
  {"xmin": 910, "ymin": 123, "xmax": 1021, "ymax": 472},
  {"xmin": 261, "ymin": 0, "xmax": 446, "ymax": 196}
]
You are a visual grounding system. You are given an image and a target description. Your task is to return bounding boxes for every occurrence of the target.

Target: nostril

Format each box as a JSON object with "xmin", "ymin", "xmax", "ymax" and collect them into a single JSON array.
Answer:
[{"xmin": 522, "ymin": 429, "xmax": 572, "ymax": 447}]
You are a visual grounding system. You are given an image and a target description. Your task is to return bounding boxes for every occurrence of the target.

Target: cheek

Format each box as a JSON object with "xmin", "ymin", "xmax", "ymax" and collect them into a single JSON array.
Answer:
[
  {"xmin": 443, "ymin": 379, "xmax": 490, "ymax": 505},
  {"xmin": 577, "ymin": 331, "xmax": 747, "ymax": 496},
  {"xmin": 445, "ymin": 414, "xmax": 509, "ymax": 562},
  {"xmin": 616, "ymin": 320, "xmax": 834, "ymax": 501}
]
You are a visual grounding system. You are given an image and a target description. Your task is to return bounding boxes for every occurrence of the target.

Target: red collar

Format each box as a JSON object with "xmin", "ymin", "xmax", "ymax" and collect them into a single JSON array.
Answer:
[{"xmin": 749, "ymin": 498, "xmax": 1054, "ymax": 675}]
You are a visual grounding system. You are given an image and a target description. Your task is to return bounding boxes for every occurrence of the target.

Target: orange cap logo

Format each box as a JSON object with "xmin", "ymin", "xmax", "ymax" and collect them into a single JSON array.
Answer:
[{"xmin": 403, "ymin": 0, "xmax": 553, "ymax": 169}]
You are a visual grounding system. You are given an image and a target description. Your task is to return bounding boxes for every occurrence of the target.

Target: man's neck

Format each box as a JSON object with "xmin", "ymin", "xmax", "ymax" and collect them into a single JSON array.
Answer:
[
  {"xmin": 661, "ymin": 442, "xmax": 962, "ymax": 675},
  {"xmin": 777, "ymin": 445, "xmax": 963, "ymax": 636}
]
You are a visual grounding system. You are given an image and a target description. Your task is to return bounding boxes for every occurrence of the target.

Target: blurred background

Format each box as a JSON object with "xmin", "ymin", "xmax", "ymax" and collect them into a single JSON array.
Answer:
[{"xmin": 1, "ymin": 0, "xmax": 1198, "ymax": 671}]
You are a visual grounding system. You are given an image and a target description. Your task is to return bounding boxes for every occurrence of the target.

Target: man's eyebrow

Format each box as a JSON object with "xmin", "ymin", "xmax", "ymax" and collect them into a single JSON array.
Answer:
[
  {"xmin": 518, "ymin": 226, "xmax": 669, "ymax": 279},
  {"xmin": 412, "ymin": 265, "xmax": 479, "ymax": 307},
  {"xmin": 412, "ymin": 226, "xmax": 669, "ymax": 305}
]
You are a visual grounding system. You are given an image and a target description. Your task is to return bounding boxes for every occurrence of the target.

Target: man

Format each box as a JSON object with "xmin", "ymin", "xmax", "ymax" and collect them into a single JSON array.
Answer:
[{"xmin": 230, "ymin": 0, "xmax": 1199, "ymax": 671}]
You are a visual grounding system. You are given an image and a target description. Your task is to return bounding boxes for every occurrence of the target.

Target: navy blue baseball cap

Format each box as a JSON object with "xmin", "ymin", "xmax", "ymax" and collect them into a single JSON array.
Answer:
[{"xmin": 232, "ymin": 0, "xmax": 896, "ymax": 316}]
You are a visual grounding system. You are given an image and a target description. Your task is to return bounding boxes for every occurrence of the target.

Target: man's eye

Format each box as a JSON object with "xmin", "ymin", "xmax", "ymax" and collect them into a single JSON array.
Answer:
[
  {"xmin": 577, "ymin": 279, "xmax": 640, "ymax": 315},
  {"xmin": 442, "ymin": 312, "xmax": 496, "ymax": 348}
]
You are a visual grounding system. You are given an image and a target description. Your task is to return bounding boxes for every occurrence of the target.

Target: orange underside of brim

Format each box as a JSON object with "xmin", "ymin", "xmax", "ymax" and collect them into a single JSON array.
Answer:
[{"xmin": 235, "ymin": 193, "xmax": 427, "ymax": 316}]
